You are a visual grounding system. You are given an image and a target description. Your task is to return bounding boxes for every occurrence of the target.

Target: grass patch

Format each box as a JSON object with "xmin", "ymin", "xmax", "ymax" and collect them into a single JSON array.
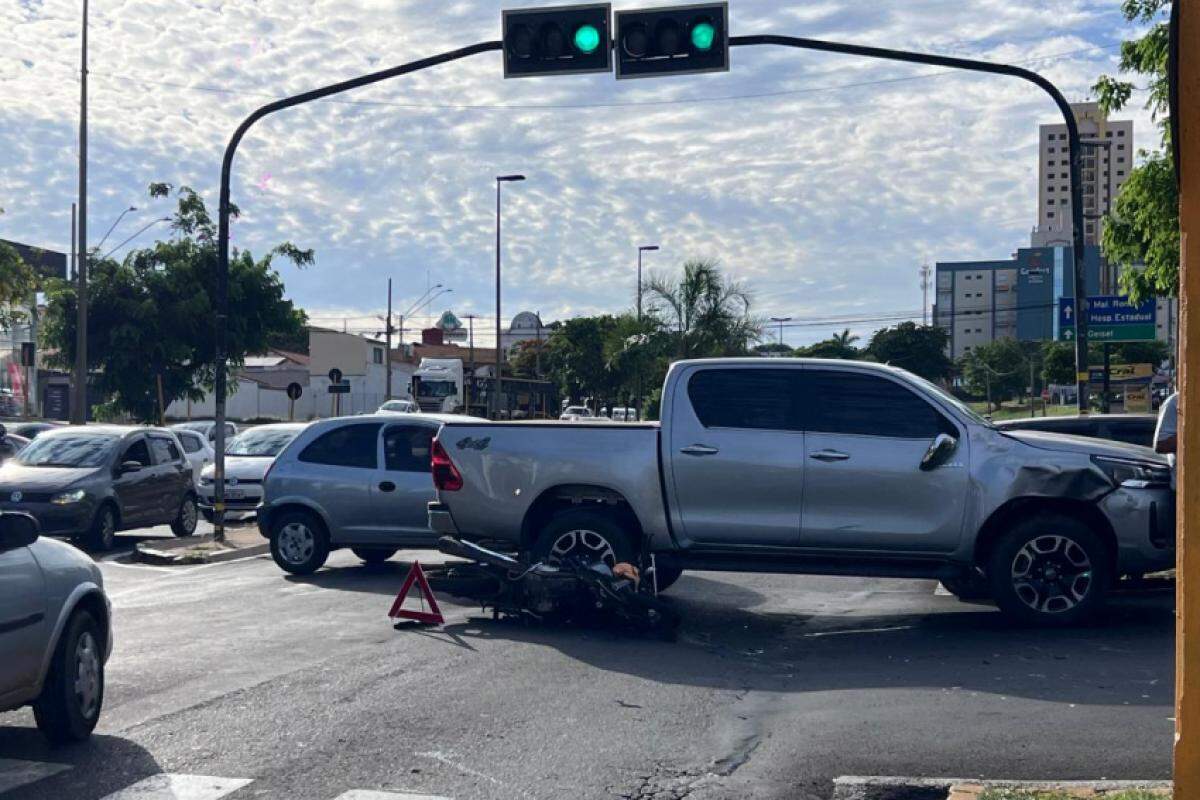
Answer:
[
  {"xmin": 967, "ymin": 402, "xmax": 1079, "ymax": 421},
  {"xmin": 979, "ymin": 790, "xmax": 1168, "ymax": 800}
]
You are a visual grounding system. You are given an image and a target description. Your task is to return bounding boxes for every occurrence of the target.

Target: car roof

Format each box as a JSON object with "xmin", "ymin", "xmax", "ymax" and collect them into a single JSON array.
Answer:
[
  {"xmin": 307, "ymin": 413, "xmax": 486, "ymax": 430},
  {"xmin": 238, "ymin": 422, "xmax": 308, "ymax": 433}
]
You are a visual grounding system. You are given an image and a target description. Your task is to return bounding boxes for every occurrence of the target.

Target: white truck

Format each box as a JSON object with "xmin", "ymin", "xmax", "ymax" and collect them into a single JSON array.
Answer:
[{"xmin": 412, "ymin": 358, "xmax": 465, "ymax": 414}]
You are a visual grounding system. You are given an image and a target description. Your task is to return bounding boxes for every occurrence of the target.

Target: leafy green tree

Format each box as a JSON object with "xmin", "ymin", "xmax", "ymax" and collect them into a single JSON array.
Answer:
[
  {"xmin": 959, "ymin": 338, "xmax": 1028, "ymax": 408},
  {"xmin": 863, "ymin": 322, "xmax": 952, "ymax": 381},
  {"xmin": 1040, "ymin": 341, "xmax": 1077, "ymax": 387},
  {"xmin": 42, "ymin": 185, "xmax": 311, "ymax": 422},
  {"xmin": 644, "ymin": 259, "xmax": 760, "ymax": 359},
  {"xmin": 1114, "ymin": 339, "xmax": 1170, "ymax": 366},
  {"xmin": 795, "ymin": 328, "xmax": 861, "ymax": 359},
  {"xmin": 754, "ymin": 342, "xmax": 792, "ymax": 356},
  {"xmin": 540, "ymin": 316, "xmax": 620, "ymax": 412},
  {"xmin": 1093, "ymin": 0, "xmax": 1178, "ymax": 301},
  {"xmin": 0, "ymin": 241, "xmax": 39, "ymax": 331}
]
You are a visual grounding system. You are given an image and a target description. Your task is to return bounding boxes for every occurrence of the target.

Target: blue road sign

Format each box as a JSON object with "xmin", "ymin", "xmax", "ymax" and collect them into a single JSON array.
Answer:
[{"xmin": 1058, "ymin": 295, "xmax": 1157, "ymax": 342}]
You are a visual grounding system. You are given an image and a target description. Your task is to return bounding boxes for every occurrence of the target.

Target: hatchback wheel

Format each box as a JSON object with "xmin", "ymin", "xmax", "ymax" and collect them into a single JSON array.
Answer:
[
  {"xmin": 170, "ymin": 494, "xmax": 198, "ymax": 537},
  {"xmin": 988, "ymin": 513, "xmax": 1110, "ymax": 626},
  {"xmin": 34, "ymin": 610, "xmax": 104, "ymax": 743},
  {"xmin": 85, "ymin": 506, "xmax": 117, "ymax": 551},
  {"xmin": 270, "ymin": 510, "xmax": 329, "ymax": 575}
]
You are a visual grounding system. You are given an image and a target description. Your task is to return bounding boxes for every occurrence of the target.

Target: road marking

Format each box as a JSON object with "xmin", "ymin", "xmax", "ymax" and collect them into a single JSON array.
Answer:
[
  {"xmin": 0, "ymin": 757, "xmax": 71, "ymax": 794},
  {"xmin": 801, "ymin": 624, "xmax": 916, "ymax": 638},
  {"xmin": 98, "ymin": 774, "xmax": 252, "ymax": 800},
  {"xmin": 333, "ymin": 792, "xmax": 452, "ymax": 800}
]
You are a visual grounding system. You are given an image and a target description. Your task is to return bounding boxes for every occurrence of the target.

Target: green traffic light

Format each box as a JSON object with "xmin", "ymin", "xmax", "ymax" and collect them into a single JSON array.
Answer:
[
  {"xmin": 691, "ymin": 21, "xmax": 716, "ymax": 51},
  {"xmin": 574, "ymin": 24, "xmax": 601, "ymax": 54}
]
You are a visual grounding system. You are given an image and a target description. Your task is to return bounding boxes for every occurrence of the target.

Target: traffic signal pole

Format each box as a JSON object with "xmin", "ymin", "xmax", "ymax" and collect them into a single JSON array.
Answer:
[{"xmin": 729, "ymin": 34, "xmax": 1090, "ymax": 415}]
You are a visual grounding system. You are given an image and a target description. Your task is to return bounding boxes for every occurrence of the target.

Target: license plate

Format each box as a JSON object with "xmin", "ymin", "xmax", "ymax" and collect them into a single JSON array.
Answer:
[{"xmin": 225, "ymin": 489, "xmax": 245, "ymax": 500}]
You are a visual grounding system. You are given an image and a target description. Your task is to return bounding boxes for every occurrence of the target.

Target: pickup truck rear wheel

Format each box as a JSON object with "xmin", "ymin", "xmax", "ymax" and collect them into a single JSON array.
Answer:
[
  {"xmin": 532, "ymin": 509, "xmax": 634, "ymax": 569},
  {"xmin": 987, "ymin": 513, "xmax": 1110, "ymax": 626}
]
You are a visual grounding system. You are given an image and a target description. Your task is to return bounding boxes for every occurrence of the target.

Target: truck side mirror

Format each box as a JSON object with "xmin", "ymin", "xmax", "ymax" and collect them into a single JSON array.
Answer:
[{"xmin": 920, "ymin": 433, "xmax": 958, "ymax": 471}]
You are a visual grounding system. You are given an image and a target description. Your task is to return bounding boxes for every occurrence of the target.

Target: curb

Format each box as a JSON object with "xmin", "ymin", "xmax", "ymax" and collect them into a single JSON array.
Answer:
[
  {"xmin": 832, "ymin": 776, "xmax": 1172, "ymax": 800},
  {"xmin": 133, "ymin": 540, "xmax": 269, "ymax": 566}
]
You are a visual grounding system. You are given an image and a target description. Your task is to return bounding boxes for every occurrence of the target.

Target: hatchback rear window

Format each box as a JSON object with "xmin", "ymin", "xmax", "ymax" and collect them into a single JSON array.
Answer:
[{"xmin": 298, "ymin": 424, "xmax": 381, "ymax": 470}]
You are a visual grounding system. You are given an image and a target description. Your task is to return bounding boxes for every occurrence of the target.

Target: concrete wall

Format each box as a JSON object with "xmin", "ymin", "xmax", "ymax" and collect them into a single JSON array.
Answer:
[{"xmin": 166, "ymin": 378, "xmax": 316, "ymax": 422}]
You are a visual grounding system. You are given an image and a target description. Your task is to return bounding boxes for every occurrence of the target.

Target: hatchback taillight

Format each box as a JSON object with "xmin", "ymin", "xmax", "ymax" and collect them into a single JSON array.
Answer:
[{"xmin": 431, "ymin": 437, "xmax": 463, "ymax": 492}]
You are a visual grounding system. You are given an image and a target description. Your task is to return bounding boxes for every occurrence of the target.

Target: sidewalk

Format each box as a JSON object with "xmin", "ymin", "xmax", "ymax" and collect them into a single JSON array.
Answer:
[
  {"xmin": 134, "ymin": 522, "xmax": 268, "ymax": 565},
  {"xmin": 833, "ymin": 777, "xmax": 1172, "ymax": 800}
]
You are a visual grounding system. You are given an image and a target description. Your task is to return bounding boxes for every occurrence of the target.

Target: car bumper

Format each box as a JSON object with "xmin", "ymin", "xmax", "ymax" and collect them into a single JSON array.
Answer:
[
  {"xmin": 428, "ymin": 502, "xmax": 459, "ymax": 536},
  {"xmin": 0, "ymin": 499, "xmax": 96, "ymax": 536},
  {"xmin": 197, "ymin": 486, "xmax": 263, "ymax": 514},
  {"xmin": 1101, "ymin": 483, "xmax": 1176, "ymax": 575}
]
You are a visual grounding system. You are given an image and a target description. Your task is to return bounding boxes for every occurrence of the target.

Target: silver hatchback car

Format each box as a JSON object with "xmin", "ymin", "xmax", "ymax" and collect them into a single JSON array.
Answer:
[
  {"xmin": 0, "ymin": 512, "xmax": 112, "ymax": 742},
  {"xmin": 257, "ymin": 414, "xmax": 482, "ymax": 574}
]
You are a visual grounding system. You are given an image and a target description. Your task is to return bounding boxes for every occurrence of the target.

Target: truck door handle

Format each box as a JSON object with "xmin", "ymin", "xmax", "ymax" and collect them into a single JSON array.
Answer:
[
  {"xmin": 379, "ymin": 481, "xmax": 396, "ymax": 492},
  {"xmin": 810, "ymin": 450, "xmax": 851, "ymax": 462},
  {"xmin": 680, "ymin": 444, "xmax": 719, "ymax": 457}
]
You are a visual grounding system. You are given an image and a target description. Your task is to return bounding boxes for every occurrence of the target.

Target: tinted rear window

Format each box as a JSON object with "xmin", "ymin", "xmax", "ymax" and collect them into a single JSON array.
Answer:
[
  {"xmin": 298, "ymin": 424, "xmax": 380, "ymax": 470},
  {"xmin": 687, "ymin": 369, "xmax": 799, "ymax": 431}
]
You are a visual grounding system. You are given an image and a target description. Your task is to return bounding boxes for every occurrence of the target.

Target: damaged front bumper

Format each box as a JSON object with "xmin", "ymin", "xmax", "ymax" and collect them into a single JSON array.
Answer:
[{"xmin": 1102, "ymin": 483, "xmax": 1176, "ymax": 575}]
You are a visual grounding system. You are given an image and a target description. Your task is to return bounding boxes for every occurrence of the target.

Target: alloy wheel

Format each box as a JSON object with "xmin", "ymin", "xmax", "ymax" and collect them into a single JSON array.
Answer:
[
  {"xmin": 548, "ymin": 528, "xmax": 617, "ymax": 568},
  {"xmin": 1011, "ymin": 534, "xmax": 1093, "ymax": 614},
  {"xmin": 180, "ymin": 498, "xmax": 197, "ymax": 533},
  {"xmin": 277, "ymin": 522, "xmax": 315, "ymax": 565},
  {"xmin": 73, "ymin": 631, "xmax": 101, "ymax": 720}
]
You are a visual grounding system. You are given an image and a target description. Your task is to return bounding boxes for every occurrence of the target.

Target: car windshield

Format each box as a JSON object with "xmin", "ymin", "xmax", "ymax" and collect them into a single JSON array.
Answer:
[
  {"xmin": 381, "ymin": 401, "xmax": 413, "ymax": 411},
  {"xmin": 16, "ymin": 433, "xmax": 120, "ymax": 467},
  {"xmin": 416, "ymin": 380, "xmax": 456, "ymax": 398},
  {"xmin": 226, "ymin": 428, "xmax": 300, "ymax": 457}
]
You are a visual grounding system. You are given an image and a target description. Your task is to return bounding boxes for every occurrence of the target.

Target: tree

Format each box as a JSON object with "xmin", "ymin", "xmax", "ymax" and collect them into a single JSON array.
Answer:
[
  {"xmin": 41, "ymin": 185, "xmax": 311, "ymax": 422},
  {"xmin": 540, "ymin": 315, "xmax": 620, "ymax": 412},
  {"xmin": 1093, "ymin": 0, "xmax": 1178, "ymax": 301},
  {"xmin": 1041, "ymin": 341, "xmax": 1077, "ymax": 387},
  {"xmin": 863, "ymin": 322, "xmax": 953, "ymax": 381},
  {"xmin": 795, "ymin": 328, "xmax": 861, "ymax": 360},
  {"xmin": 1114, "ymin": 339, "xmax": 1170, "ymax": 366},
  {"xmin": 959, "ymin": 338, "xmax": 1028, "ymax": 409},
  {"xmin": 0, "ymin": 241, "xmax": 40, "ymax": 331},
  {"xmin": 644, "ymin": 259, "xmax": 760, "ymax": 359}
]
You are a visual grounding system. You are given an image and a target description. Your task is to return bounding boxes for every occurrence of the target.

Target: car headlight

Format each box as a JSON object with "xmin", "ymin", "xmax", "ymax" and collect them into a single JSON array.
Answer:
[
  {"xmin": 1091, "ymin": 455, "xmax": 1171, "ymax": 488},
  {"xmin": 50, "ymin": 489, "xmax": 87, "ymax": 505}
]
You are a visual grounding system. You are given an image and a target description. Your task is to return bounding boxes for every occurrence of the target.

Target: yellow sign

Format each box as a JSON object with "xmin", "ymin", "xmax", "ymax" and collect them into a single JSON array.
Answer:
[
  {"xmin": 1124, "ymin": 386, "xmax": 1151, "ymax": 413},
  {"xmin": 1110, "ymin": 363, "xmax": 1155, "ymax": 380}
]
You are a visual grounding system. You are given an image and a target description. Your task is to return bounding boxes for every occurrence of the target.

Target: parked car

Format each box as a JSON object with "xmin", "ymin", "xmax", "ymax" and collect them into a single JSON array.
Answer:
[
  {"xmin": 560, "ymin": 405, "xmax": 593, "ymax": 421},
  {"xmin": 997, "ymin": 414, "xmax": 1158, "ymax": 448},
  {"xmin": 173, "ymin": 428, "xmax": 215, "ymax": 485},
  {"xmin": 378, "ymin": 399, "xmax": 419, "ymax": 414},
  {"xmin": 171, "ymin": 420, "xmax": 239, "ymax": 444},
  {"xmin": 429, "ymin": 358, "xmax": 1174, "ymax": 626},
  {"xmin": 0, "ymin": 429, "xmax": 30, "ymax": 464},
  {"xmin": 8, "ymin": 421, "xmax": 67, "ymax": 440},
  {"xmin": 0, "ymin": 511, "xmax": 112, "ymax": 742},
  {"xmin": 197, "ymin": 423, "xmax": 307, "ymax": 522},
  {"xmin": 257, "ymin": 413, "xmax": 484, "ymax": 574},
  {"xmin": 0, "ymin": 425, "xmax": 199, "ymax": 550},
  {"xmin": 609, "ymin": 406, "xmax": 638, "ymax": 422}
]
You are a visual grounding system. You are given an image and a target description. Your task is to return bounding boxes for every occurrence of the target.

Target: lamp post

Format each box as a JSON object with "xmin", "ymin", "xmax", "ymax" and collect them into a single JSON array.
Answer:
[
  {"xmin": 101, "ymin": 216, "xmax": 172, "ymax": 261},
  {"xmin": 95, "ymin": 206, "xmax": 137, "ymax": 253},
  {"xmin": 770, "ymin": 317, "xmax": 792, "ymax": 349},
  {"xmin": 494, "ymin": 174, "xmax": 525, "ymax": 419},
  {"xmin": 636, "ymin": 244, "xmax": 659, "ymax": 420}
]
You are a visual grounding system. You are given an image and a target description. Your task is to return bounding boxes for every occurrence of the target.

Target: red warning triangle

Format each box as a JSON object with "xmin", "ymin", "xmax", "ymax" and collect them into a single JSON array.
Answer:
[{"xmin": 388, "ymin": 561, "xmax": 444, "ymax": 625}]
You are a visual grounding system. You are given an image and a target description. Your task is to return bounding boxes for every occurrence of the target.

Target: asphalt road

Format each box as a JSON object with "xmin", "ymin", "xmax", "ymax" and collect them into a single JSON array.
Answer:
[{"xmin": 0, "ymin": 532, "xmax": 1175, "ymax": 800}]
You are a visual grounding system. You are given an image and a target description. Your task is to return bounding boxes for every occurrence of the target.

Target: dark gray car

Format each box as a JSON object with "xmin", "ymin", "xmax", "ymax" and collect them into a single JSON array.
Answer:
[
  {"xmin": 257, "ymin": 413, "xmax": 484, "ymax": 574},
  {"xmin": 0, "ymin": 425, "xmax": 199, "ymax": 550}
]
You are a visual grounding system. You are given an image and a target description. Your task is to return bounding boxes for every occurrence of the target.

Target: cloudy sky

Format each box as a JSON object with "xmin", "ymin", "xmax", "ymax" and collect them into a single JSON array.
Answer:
[{"xmin": 0, "ymin": 0, "xmax": 1158, "ymax": 347}]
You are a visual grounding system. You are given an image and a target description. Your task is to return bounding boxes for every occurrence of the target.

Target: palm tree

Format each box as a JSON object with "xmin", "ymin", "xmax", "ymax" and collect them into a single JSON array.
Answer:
[
  {"xmin": 832, "ymin": 328, "xmax": 860, "ymax": 349},
  {"xmin": 644, "ymin": 259, "xmax": 760, "ymax": 359}
]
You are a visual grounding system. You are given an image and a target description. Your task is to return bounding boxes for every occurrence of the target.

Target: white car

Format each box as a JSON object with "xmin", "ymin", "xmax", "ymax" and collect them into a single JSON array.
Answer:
[
  {"xmin": 609, "ymin": 406, "xmax": 637, "ymax": 422},
  {"xmin": 197, "ymin": 423, "xmax": 306, "ymax": 521},
  {"xmin": 0, "ymin": 512, "xmax": 112, "ymax": 742},
  {"xmin": 378, "ymin": 399, "xmax": 419, "ymax": 414},
  {"xmin": 173, "ymin": 428, "xmax": 215, "ymax": 484},
  {"xmin": 170, "ymin": 420, "xmax": 239, "ymax": 444},
  {"xmin": 559, "ymin": 405, "xmax": 594, "ymax": 421}
]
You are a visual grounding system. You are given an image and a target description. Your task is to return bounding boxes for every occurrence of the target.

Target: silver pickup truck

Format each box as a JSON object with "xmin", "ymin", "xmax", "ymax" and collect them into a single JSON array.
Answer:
[{"xmin": 429, "ymin": 358, "xmax": 1174, "ymax": 625}]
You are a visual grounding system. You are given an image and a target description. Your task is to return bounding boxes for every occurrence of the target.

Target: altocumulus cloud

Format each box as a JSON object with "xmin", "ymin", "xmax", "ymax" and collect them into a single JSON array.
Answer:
[{"xmin": 0, "ymin": 0, "xmax": 1156, "ymax": 345}]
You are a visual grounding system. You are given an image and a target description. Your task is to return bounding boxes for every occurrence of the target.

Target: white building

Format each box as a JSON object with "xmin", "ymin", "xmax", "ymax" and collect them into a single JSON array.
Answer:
[
  {"xmin": 1032, "ymin": 102, "xmax": 1133, "ymax": 249},
  {"xmin": 500, "ymin": 311, "xmax": 552, "ymax": 356}
]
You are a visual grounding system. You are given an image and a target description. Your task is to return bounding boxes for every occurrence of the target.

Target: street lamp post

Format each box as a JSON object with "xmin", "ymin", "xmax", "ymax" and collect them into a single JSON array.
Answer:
[
  {"xmin": 770, "ymin": 317, "xmax": 793, "ymax": 350},
  {"xmin": 494, "ymin": 174, "xmax": 525, "ymax": 419},
  {"xmin": 636, "ymin": 244, "xmax": 659, "ymax": 420},
  {"xmin": 95, "ymin": 206, "xmax": 137, "ymax": 253}
]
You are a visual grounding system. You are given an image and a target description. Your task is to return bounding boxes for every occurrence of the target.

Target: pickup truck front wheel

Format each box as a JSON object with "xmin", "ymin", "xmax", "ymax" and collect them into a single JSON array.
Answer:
[
  {"xmin": 988, "ymin": 513, "xmax": 1110, "ymax": 626},
  {"xmin": 532, "ymin": 509, "xmax": 634, "ymax": 569}
]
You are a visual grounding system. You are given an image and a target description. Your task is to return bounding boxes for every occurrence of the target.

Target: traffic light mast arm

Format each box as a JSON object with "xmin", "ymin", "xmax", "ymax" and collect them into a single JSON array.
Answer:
[
  {"xmin": 731, "ymin": 34, "xmax": 1090, "ymax": 414},
  {"xmin": 212, "ymin": 40, "xmax": 502, "ymax": 541}
]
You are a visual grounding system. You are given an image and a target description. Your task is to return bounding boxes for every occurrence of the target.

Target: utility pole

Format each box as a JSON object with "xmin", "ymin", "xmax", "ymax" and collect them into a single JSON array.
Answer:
[
  {"xmin": 71, "ymin": 0, "xmax": 88, "ymax": 426},
  {"xmin": 769, "ymin": 317, "xmax": 792, "ymax": 350},
  {"xmin": 919, "ymin": 262, "xmax": 933, "ymax": 325},
  {"xmin": 384, "ymin": 278, "xmax": 393, "ymax": 401},
  {"xmin": 494, "ymin": 174, "xmax": 525, "ymax": 419},
  {"xmin": 70, "ymin": 204, "xmax": 76, "ymax": 282},
  {"xmin": 636, "ymin": 244, "xmax": 659, "ymax": 420},
  {"xmin": 535, "ymin": 310, "xmax": 542, "ymax": 379},
  {"xmin": 465, "ymin": 313, "xmax": 477, "ymax": 412}
]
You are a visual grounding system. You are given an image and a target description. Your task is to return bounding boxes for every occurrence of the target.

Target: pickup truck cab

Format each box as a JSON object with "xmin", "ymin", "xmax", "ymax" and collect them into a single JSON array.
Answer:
[{"xmin": 430, "ymin": 359, "xmax": 1174, "ymax": 625}]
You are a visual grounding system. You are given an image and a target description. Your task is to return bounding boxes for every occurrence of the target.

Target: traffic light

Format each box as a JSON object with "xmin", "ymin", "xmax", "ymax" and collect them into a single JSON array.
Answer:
[
  {"xmin": 615, "ymin": 2, "xmax": 728, "ymax": 79},
  {"xmin": 502, "ymin": 3, "xmax": 613, "ymax": 78}
]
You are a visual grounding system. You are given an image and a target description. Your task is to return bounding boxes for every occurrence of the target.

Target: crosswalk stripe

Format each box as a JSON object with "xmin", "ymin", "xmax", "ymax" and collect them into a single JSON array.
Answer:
[
  {"xmin": 0, "ymin": 757, "xmax": 71, "ymax": 794},
  {"xmin": 333, "ymin": 792, "xmax": 452, "ymax": 800},
  {"xmin": 98, "ymin": 774, "xmax": 253, "ymax": 800}
]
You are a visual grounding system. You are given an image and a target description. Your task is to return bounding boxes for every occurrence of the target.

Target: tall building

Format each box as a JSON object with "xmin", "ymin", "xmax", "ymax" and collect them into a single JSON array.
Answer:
[{"xmin": 1031, "ymin": 102, "xmax": 1133, "ymax": 250}]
